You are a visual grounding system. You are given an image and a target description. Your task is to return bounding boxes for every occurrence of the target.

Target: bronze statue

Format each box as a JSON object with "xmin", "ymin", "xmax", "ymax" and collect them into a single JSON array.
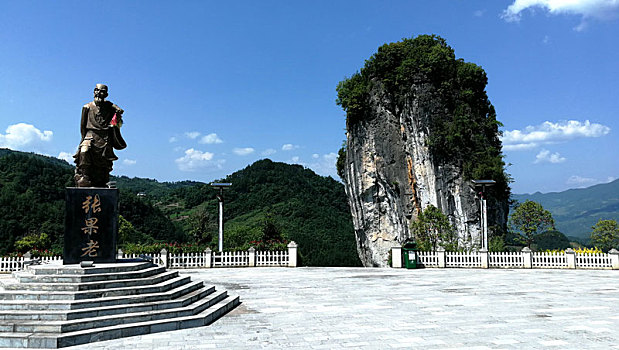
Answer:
[{"xmin": 73, "ymin": 84, "xmax": 126, "ymax": 187}]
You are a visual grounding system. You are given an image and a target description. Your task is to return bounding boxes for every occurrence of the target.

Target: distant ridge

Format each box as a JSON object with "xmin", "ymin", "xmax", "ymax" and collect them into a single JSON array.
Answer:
[
  {"xmin": 0, "ymin": 148, "xmax": 72, "ymax": 169},
  {"xmin": 512, "ymin": 179, "xmax": 619, "ymax": 242}
]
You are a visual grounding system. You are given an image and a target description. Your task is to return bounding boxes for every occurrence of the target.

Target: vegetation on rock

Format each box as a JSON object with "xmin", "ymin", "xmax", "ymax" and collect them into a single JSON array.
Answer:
[{"xmin": 336, "ymin": 34, "xmax": 510, "ymax": 199}]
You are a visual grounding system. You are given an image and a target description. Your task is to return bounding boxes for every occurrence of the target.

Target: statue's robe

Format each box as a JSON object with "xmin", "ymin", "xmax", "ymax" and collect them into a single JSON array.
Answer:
[{"xmin": 74, "ymin": 101, "xmax": 126, "ymax": 187}]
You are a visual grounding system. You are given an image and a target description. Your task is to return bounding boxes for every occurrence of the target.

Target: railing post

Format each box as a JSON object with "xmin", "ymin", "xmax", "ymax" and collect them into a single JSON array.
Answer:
[
  {"xmin": 204, "ymin": 248, "xmax": 212, "ymax": 268},
  {"xmin": 522, "ymin": 247, "xmax": 532, "ymax": 268},
  {"xmin": 609, "ymin": 249, "xmax": 619, "ymax": 270},
  {"xmin": 437, "ymin": 247, "xmax": 446, "ymax": 268},
  {"xmin": 116, "ymin": 248, "xmax": 124, "ymax": 261},
  {"xmin": 391, "ymin": 245, "xmax": 402, "ymax": 268},
  {"xmin": 566, "ymin": 248, "xmax": 576, "ymax": 269},
  {"xmin": 287, "ymin": 241, "xmax": 298, "ymax": 267},
  {"xmin": 480, "ymin": 248, "xmax": 489, "ymax": 268},
  {"xmin": 160, "ymin": 248, "xmax": 168, "ymax": 268},
  {"xmin": 248, "ymin": 247, "xmax": 256, "ymax": 267}
]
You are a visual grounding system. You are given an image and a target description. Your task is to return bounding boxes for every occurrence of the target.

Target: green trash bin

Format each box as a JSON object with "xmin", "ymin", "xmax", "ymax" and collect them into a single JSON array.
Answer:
[{"xmin": 402, "ymin": 242, "xmax": 418, "ymax": 269}]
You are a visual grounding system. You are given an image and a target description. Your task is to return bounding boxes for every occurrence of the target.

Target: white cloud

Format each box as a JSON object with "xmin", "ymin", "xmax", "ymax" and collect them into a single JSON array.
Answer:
[
  {"xmin": 175, "ymin": 148, "xmax": 223, "ymax": 171},
  {"xmin": 312, "ymin": 153, "xmax": 320, "ymax": 159},
  {"xmin": 123, "ymin": 159, "xmax": 137, "ymax": 166},
  {"xmin": 501, "ymin": 120, "xmax": 610, "ymax": 151},
  {"xmin": 199, "ymin": 133, "xmax": 223, "ymax": 144},
  {"xmin": 291, "ymin": 156, "xmax": 301, "ymax": 163},
  {"xmin": 282, "ymin": 144, "xmax": 299, "ymax": 151},
  {"xmin": 473, "ymin": 9, "xmax": 486, "ymax": 17},
  {"xmin": 534, "ymin": 149, "xmax": 566, "ymax": 164},
  {"xmin": 566, "ymin": 175, "xmax": 617, "ymax": 188},
  {"xmin": 306, "ymin": 152, "xmax": 339, "ymax": 179},
  {"xmin": 0, "ymin": 123, "xmax": 53, "ymax": 151},
  {"xmin": 233, "ymin": 147, "xmax": 255, "ymax": 156},
  {"xmin": 566, "ymin": 175, "xmax": 597, "ymax": 187},
  {"xmin": 169, "ymin": 136, "xmax": 178, "ymax": 143},
  {"xmin": 261, "ymin": 148, "xmax": 277, "ymax": 156},
  {"xmin": 58, "ymin": 151, "xmax": 73, "ymax": 163},
  {"xmin": 542, "ymin": 35, "xmax": 550, "ymax": 44},
  {"xmin": 502, "ymin": 0, "xmax": 619, "ymax": 30},
  {"xmin": 184, "ymin": 131, "xmax": 200, "ymax": 139}
]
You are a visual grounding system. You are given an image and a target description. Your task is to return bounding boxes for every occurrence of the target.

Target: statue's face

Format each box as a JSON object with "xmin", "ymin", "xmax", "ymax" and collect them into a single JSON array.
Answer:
[{"xmin": 94, "ymin": 85, "xmax": 108, "ymax": 103}]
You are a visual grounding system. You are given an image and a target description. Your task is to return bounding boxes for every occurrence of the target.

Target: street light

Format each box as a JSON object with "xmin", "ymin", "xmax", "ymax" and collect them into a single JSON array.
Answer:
[
  {"xmin": 472, "ymin": 180, "xmax": 495, "ymax": 250},
  {"xmin": 210, "ymin": 182, "xmax": 232, "ymax": 252}
]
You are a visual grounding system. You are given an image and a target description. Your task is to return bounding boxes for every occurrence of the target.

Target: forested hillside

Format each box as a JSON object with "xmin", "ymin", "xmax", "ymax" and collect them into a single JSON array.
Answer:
[
  {"xmin": 0, "ymin": 149, "xmax": 360, "ymax": 266},
  {"xmin": 513, "ymin": 179, "xmax": 619, "ymax": 243}
]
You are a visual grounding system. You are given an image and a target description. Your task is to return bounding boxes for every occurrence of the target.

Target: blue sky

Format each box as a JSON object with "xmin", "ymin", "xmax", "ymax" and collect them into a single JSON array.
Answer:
[{"xmin": 0, "ymin": 0, "xmax": 617, "ymax": 194}]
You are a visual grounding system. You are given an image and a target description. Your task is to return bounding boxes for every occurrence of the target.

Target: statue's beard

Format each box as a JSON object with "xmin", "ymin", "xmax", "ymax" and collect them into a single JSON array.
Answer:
[{"xmin": 94, "ymin": 96, "xmax": 104, "ymax": 104}]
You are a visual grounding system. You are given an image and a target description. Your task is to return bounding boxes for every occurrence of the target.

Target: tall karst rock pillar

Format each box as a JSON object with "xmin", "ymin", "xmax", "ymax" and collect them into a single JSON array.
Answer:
[{"xmin": 336, "ymin": 35, "xmax": 510, "ymax": 267}]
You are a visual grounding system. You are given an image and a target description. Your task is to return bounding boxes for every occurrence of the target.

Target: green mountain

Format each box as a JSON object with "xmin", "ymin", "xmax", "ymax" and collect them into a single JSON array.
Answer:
[
  {"xmin": 512, "ymin": 179, "xmax": 619, "ymax": 243},
  {"xmin": 0, "ymin": 149, "xmax": 360, "ymax": 266},
  {"xmin": 162, "ymin": 159, "xmax": 360, "ymax": 266}
]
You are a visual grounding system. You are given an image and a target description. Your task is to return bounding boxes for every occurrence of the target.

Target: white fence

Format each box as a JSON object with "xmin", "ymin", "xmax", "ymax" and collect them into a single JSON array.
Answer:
[
  {"xmin": 0, "ymin": 256, "xmax": 63, "ymax": 273},
  {"xmin": 120, "ymin": 242, "xmax": 297, "ymax": 269},
  {"xmin": 0, "ymin": 242, "xmax": 298, "ymax": 273},
  {"xmin": 489, "ymin": 252, "xmax": 524, "ymax": 268},
  {"xmin": 393, "ymin": 247, "xmax": 619, "ymax": 270}
]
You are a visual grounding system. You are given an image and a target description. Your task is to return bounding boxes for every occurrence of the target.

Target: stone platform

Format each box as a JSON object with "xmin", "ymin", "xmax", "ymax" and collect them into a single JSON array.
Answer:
[
  {"xmin": 55, "ymin": 267, "xmax": 619, "ymax": 349},
  {"xmin": 0, "ymin": 262, "xmax": 239, "ymax": 348}
]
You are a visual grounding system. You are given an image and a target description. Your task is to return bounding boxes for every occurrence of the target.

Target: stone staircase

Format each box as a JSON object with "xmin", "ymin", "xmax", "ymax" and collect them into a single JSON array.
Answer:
[{"xmin": 0, "ymin": 261, "xmax": 239, "ymax": 348}]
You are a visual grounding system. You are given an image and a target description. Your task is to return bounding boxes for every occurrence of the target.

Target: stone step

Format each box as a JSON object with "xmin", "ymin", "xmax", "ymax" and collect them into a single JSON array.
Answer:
[
  {"xmin": 25, "ymin": 261, "xmax": 155, "ymax": 276},
  {"xmin": 0, "ymin": 295, "xmax": 240, "ymax": 348},
  {"xmin": 2, "ymin": 270, "xmax": 179, "ymax": 292},
  {"xmin": 0, "ymin": 285, "xmax": 215, "ymax": 321},
  {"xmin": 2, "ymin": 289, "xmax": 229, "ymax": 333},
  {"xmin": 0, "ymin": 280, "xmax": 203, "ymax": 311},
  {"xmin": 0, "ymin": 275, "xmax": 191, "ymax": 301},
  {"xmin": 13, "ymin": 265, "xmax": 166, "ymax": 284}
]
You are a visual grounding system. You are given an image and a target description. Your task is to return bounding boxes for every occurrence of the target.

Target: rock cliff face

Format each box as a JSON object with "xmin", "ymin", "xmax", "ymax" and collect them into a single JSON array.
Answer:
[{"xmin": 343, "ymin": 80, "xmax": 508, "ymax": 267}]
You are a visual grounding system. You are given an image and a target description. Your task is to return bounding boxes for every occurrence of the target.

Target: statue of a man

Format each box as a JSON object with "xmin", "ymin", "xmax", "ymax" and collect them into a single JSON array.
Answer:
[{"xmin": 73, "ymin": 84, "xmax": 126, "ymax": 187}]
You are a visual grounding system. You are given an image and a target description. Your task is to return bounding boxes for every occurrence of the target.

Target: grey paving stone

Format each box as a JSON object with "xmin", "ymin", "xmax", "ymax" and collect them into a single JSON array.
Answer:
[{"xmin": 6, "ymin": 267, "xmax": 611, "ymax": 350}]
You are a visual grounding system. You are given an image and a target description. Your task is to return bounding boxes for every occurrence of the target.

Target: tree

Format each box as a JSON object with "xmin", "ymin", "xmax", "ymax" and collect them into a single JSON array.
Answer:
[
  {"xmin": 532, "ymin": 230, "xmax": 570, "ymax": 251},
  {"xmin": 336, "ymin": 142, "xmax": 347, "ymax": 182},
  {"xmin": 410, "ymin": 205, "xmax": 458, "ymax": 251},
  {"xmin": 188, "ymin": 206, "xmax": 216, "ymax": 245},
  {"xmin": 14, "ymin": 232, "xmax": 51, "ymax": 253},
  {"xmin": 508, "ymin": 200, "xmax": 555, "ymax": 248},
  {"xmin": 590, "ymin": 219, "xmax": 619, "ymax": 252},
  {"xmin": 261, "ymin": 212, "xmax": 283, "ymax": 242}
]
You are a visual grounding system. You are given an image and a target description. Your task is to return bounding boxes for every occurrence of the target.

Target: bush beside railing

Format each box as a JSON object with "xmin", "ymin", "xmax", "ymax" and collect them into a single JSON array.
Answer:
[{"xmin": 392, "ymin": 246, "xmax": 619, "ymax": 270}]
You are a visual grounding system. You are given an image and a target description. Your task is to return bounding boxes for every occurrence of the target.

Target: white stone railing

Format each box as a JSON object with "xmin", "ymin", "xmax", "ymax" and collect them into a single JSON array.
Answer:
[
  {"xmin": 120, "ymin": 241, "xmax": 298, "ymax": 269},
  {"xmin": 489, "ymin": 251, "xmax": 524, "ymax": 268},
  {"xmin": 0, "ymin": 242, "xmax": 298, "ymax": 273},
  {"xmin": 416, "ymin": 251, "xmax": 439, "ymax": 267},
  {"xmin": 0, "ymin": 254, "xmax": 63, "ymax": 273},
  {"xmin": 446, "ymin": 251, "xmax": 482, "ymax": 268},
  {"xmin": 392, "ymin": 246, "xmax": 619, "ymax": 270}
]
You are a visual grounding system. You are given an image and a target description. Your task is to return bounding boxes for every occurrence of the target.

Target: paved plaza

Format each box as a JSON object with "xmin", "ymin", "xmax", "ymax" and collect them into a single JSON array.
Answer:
[{"xmin": 8, "ymin": 267, "xmax": 619, "ymax": 349}]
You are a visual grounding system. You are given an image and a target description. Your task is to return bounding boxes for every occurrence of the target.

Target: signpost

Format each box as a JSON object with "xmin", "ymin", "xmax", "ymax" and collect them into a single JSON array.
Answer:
[
  {"xmin": 472, "ymin": 180, "xmax": 495, "ymax": 250},
  {"xmin": 211, "ymin": 183, "xmax": 232, "ymax": 252}
]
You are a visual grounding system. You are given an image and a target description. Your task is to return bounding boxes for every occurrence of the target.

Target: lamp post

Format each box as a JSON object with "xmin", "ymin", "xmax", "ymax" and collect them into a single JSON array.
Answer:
[
  {"xmin": 472, "ymin": 180, "xmax": 495, "ymax": 250},
  {"xmin": 210, "ymin": 182, "xmax": 232, "ymax": 252}
]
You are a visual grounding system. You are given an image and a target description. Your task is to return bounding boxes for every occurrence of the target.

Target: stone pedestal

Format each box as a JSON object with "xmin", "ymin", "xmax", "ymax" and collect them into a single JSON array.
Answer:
[{"xmin": 64, "ymin": 187, "xmax": 118, "ymax": 264}]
